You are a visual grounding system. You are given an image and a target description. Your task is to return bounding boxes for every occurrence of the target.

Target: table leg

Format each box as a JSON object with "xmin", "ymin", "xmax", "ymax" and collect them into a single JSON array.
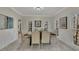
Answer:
[{"xmin": 29, "ymin": 36, "xmax": 32, "ymax": 46}]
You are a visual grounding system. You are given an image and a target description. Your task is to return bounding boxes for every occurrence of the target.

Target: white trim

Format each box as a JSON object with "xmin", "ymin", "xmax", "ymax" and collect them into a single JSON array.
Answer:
[
  {"xmin": 55, "ymin": 7, "xmax": 68, "ymax": 16},
  {"xmin": 10, "ymin": 7, "xmax": 68, "ymax": 17},
  {"xmin": 10, "ymin": 7, "xmax": 23, "ymax": 16}
]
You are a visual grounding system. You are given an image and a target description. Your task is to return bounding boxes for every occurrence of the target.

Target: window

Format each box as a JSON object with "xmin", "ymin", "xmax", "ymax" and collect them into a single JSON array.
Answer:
[
  {"xmin": 7, "ymin": 17, "xmax": 13, "ymax": 28},
  {"xmin": 0, "ymin": 14, "xmax": 13, "ymax": 30}
]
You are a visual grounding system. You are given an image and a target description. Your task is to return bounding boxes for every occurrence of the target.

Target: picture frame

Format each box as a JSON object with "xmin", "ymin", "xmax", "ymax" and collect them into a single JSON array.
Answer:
[
  {"xmin": 35, "ymin": 20, "xmax": 41, "ymax": 27},
  {"xmin": 59, "ymin": 16, "xmax": 67, "ymax": 29}
]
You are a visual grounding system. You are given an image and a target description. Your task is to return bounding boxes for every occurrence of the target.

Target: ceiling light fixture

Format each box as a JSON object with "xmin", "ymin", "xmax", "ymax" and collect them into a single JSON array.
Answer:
[{"xmin": 33, "ymin": 7, "xmax": 44, "ymax": 11}]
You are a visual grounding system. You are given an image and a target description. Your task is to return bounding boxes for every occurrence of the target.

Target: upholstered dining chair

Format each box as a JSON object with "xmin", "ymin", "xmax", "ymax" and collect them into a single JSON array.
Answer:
[
  {"xmin": 32, "ymin": 32, "xmax": 40, "ymax": 45},
  {"xmin": 41, "ymin": 31, "xmax": 50, "ymax": 44}
]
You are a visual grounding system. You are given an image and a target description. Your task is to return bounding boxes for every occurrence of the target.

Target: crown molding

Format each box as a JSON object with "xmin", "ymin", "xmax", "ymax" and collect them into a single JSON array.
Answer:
[
  {"xmin": 55, "ymin": 7, "xmax": 68, "ymax": 16},
  {"xmin": 10, "ymin": 7, "xmax": 68, "ymax": 17},
  {"xmin": 10, "ymin": 7, "xmax": 23, "ymax": 16}
]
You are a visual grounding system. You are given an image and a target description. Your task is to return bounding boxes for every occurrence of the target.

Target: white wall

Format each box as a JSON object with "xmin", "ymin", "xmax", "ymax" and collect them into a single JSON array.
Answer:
[
  {"xmin": 21, "ymin": 15, "xmax": 55, "ymax": 34},
  {"xmin": 0, "ymin": 15, "xmax": 6, "ymax": 29},
  {"xmin": 55, "ymin": 7, "xmax": 79, "ymax": 48},
  {"xmin": 0, "ymin": 7, "xmax": 21, "ymax": 49}
]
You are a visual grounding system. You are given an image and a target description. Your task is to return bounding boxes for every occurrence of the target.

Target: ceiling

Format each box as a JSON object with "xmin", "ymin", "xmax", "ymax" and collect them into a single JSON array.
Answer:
[{"xmin": 11, "ymin": 7, "xmax": 65, "ymax": 16}]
